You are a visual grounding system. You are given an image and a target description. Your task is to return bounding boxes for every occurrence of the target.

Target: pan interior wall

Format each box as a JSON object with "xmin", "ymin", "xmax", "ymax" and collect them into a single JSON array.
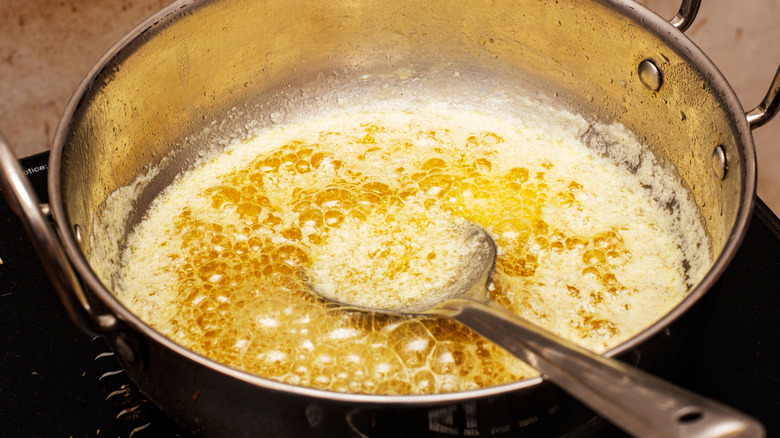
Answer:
[{"xmin": 59, "ymin": 0, "xmax": 743, "ymax": 280}]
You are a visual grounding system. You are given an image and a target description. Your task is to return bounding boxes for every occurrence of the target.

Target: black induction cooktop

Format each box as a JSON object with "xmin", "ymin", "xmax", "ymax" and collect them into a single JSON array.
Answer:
[{"xmin": 1, "ymin": 152, "xmax": 778, "ymax": 437}]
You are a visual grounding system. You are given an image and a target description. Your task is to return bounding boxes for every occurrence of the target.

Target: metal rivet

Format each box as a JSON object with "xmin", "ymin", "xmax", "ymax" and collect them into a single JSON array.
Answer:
[
  {"xmin": 712, "ymin": 145, "xmax": 727, "ymax": 180},
  {"xmin": 638, "ymin": 59, "xmax": 663, "ymax": 91},
  {"xmin": 74, "ymin": 224, "xmax": 83, "ymax": 245}
]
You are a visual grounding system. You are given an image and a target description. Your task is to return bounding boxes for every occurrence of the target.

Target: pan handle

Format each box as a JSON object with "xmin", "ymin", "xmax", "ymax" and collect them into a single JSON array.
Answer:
[
  {"xmin": 0, "ymin": 133, "xmax": 119, "ymax": 337},
  {"xmin": 669, "ymin": 0, "xmax": 701, "ymax": 32},
  {"xmin": 746, "ymin": 65, "xmax": 780, "ymax": 129},
  {"xmin": 665, "ymin": 1, "xmax": 780, "ymax": 129}
]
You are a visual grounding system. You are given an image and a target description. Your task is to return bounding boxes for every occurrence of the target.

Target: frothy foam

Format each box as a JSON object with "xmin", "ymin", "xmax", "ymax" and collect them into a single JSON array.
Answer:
[{"xmin": 98, "ymin": 101, "xmax": 710, "ymax": 395}]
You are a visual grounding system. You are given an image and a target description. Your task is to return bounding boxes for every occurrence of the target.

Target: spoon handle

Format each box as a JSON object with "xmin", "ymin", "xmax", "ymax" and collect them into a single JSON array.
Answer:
[{"xmin": 436, "ymin": 299, "xmax": 765, "ymax": 438}]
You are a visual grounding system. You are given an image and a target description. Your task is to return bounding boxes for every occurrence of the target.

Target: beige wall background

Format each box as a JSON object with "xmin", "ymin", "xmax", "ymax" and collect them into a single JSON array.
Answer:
[{"xmin": 1, "ymin": 0, "xmax": 779, "ymax": 213}]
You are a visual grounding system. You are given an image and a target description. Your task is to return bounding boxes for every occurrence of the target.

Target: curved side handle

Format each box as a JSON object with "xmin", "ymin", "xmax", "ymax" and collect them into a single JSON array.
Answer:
[
  {"xmin": 669, "ymin": 0, "xmax": 702, "ymax": 32},
  {"xmin": 0, "ymin": 134, "xmax": 116, "ymax": 337},
  {"xmin": 747, "ymin": 65, "xmax": 780, "ymax": 129},
  {"xmin": 435, "ymin": 299, "xmax": 765, "ymax": 438}
]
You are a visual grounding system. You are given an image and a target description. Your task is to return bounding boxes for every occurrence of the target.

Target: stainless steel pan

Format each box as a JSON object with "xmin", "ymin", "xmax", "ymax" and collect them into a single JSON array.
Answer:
[{"xmin": 1, "ymin": 0, "xmax": 779, "ymax": 436}]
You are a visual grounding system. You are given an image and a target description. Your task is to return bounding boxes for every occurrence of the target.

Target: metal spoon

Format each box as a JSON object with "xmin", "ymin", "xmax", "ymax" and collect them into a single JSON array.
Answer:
[{"xmin": 307, "ymin": 223, "xmax": 765, "ymax": 438}]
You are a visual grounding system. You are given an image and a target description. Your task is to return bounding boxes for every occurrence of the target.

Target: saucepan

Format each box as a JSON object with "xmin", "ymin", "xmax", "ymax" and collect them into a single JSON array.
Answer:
[{"xmin": 1, "ymin": 0, "xmax": 778, "ymax": 436}]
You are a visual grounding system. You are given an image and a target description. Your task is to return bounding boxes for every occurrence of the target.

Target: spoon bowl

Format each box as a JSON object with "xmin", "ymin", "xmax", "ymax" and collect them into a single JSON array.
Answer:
[{"xmin": 307, "ymin": 223, "xmax": 765, "ymax": 438}]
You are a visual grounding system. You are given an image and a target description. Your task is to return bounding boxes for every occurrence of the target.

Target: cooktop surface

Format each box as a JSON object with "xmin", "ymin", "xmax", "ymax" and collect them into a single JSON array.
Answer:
[{"xmin": 1, "ymin": 152, "xmax": 778, "ymax": 437}]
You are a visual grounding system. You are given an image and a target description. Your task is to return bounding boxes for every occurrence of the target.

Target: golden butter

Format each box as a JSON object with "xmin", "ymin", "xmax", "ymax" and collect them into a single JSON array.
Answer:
[{"xmin": 114, "ymin": 104, "xmax": 708, "ymax": 395}]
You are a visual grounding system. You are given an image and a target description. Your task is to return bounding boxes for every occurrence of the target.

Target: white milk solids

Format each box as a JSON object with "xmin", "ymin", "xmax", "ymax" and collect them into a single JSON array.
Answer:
[
  {"xmin": 109, "ymin": 102, "xmax": 710, "ymax": 395},
  {"xmin": 307, "ymin": 207, "xmax": 491, "ymax": 313}
]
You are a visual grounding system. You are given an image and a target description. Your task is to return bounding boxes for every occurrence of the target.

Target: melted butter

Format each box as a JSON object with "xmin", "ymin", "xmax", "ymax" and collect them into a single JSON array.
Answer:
[
  {"xmin": 308, "ymin": 206, "xmax": 485, "ymax": 312},
  {"xmin": 115, "ymin": 106, "xmax": 706, "ymax": 395}
]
